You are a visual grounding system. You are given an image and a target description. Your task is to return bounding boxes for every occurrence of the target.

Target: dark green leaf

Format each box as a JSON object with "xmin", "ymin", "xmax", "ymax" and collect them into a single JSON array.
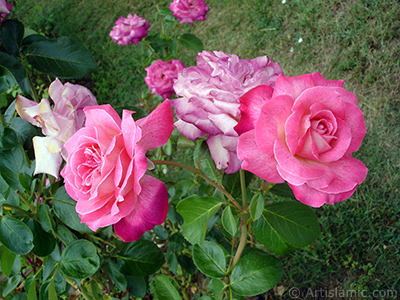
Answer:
[
  {"xmin": 222, "ymin": 171, "xmax": 253, "ymax": 198},
  {"xmin": 221, "ymin": 206, "xmax": 238, "ymax": 237},
  {"xmin": 25, "ymin": 276, "xmax": 37, "ymax": 300},
  {"xmin": 119, "ymin": 239, "xmax": 165, "ymax": 276},
  {"xmin": 11, "ymin": 117, "xmax": 39, "ymax": 145},
  {"xmin": 0, "ymin": 215, "xmax": 34, "ymax": 255},
  {"xmin": 26, "ymin": 219, "xmax": 56, "ymax": 257},
  {"xmin": 253, "ymin": 202, "xmax": 320, "ymax": 255},
  {"xmin": 209, "ymin": 278, "xmax": 226, "ymax": 300},
  {"xmin": 106, "ymin": 260, "xmax": 127, "ymax": 291},
  {"xmin": 177, "ymin": 254, "xmax": 196, "ymax": 274},
  {"xmin": 179, "ymin": 33, "xmax": 204, "ymax": 52},
  {"xmin": 25, "ymin": 36, "xmax": 97, "ymax": 78},
  {"xmin": 60, "ymin": 239, "xmax": 100, "ymax": 279},
  {"xmin": 37, "ymin": 203, "xmax": 54, "ymax": 233},
  {"xmin": 0, "ymin": 144, "xmax": 31, "ymax": 190},
  {"xmin": 0, "ymin": 65, "xmax": 17, "ymax": 94},
  {"xmin": 56, "ymin": 224, "xmax": 77, "ymax": 245},
  {"xmin": 126, "ymin": 275, "xmax": 147, "ymax": 297},
  {"xmin": 2, "ymin": 275, "xmax": 23, "ymax": 297},
  {"xmin": 1, "ymin": 20, "xmax": 25, "ymax": 57},
  {"xmin": 192, "ymin": 241, "xmax": 227, "ymax": 278},
  {"xmin": 176, "ymin": 195, "xmax": 223, "ymax": 245},
  {"xmin": 0, "ymin": 52, "xmax": 29, "ymax": 94},
  {"xmin": 153, "ymin": 225, "xmax": 168, "ymax": 240},
  {"xmin": 249, "ymin": 192, "xmax": 264, "ymax": 221},
  {"xmin": 52, "ymin": 186, "xmax": 92, "ymax": 233},
  {"xmin": 11, "ymin": 292, "xmax": 27, "ymax": 300},
  {"xmin": 1, "ymin": 245, "xmax": 16, "ymax": 277},
  {"xmin": 269, "ymin": 182, "xmax": 296, "ymax": 199},
  {"xmin": 230, "ymin": 249, "xmax": 283, "ymax": 296},
  {"xmin": 154, "ymin": 275, "xmax": 181, "ymax": 300},
  {"xmin": 193, "ymin": 139, "xmax": 210, "ymax": 166}
]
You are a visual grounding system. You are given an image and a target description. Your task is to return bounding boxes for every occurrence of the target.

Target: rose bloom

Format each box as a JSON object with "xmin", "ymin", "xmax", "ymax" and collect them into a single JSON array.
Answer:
[
  {"xmin": 169, "ymin": 0, "xmax": 209, "ymax": 25},
  {"xmin": 16, "ymin": 79, "xmax": 97, "ymax": 178},
  {"xmin": 170, "ymin": 50, "xmax": 282, "ymax": 173},
  {"xmin": 0, "ymin": 0, "xmax": 13, "ymax": 23},
  {"xmin": 145, "ymin": 59, "xmax": 185, "ymax": 99},
  {"xmin": 236, "ymin": 72, "xmax": 368, "ymax": 207},
  {"xmin": 61, "ymin": 101, "xmax": 174, "ymax": 242},
  {"xmin": 110, "ymin": 14, "xmax": 150, "ymax": 46}
]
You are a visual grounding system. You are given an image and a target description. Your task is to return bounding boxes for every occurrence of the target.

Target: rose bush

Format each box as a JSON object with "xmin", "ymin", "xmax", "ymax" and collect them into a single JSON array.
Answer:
[
  {"xmin": 0, "ymin": 0, "xmax": 13, "ymax": 23},
  {"xmin": 169, "ymin": 0, "xmax": 210, "ymax": 25},
  {"xmin": 170, "ymin": 50, "xmax": 282, "ymax": 173},
  {"xmin": 236, "ymin": 72, "xmax": 368, "ymax": 207},
  {"xmin": 109, "ymin": 13, "xmax": 150, "ymax": 46},
  {"xmin": 16, "ymin": 78, "xmax": 98, "ymax": 178},
  {"xmin": 61, "ymin": 101, "xmax": 174, "ymax": 241},
  {"xmin": 145, "ymin": 59, "xmax": 186, "ymax": 99}
]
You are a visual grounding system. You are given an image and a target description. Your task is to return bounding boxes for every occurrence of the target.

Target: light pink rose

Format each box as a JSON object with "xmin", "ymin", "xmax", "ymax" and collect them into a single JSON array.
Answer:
[
  {"xmin": 236, "ymin": 72, "xmax": 368, "ymax": 207},
  {"xmin": 169, "ymin": 0, "xmax": 209, "ymax": 25},
  {"xmin": 145, "ymin": 59, "xmax": 185, "ymax": 99},
  {"xmin": 109, "ymin": 14, "xmax": 150, "ymax": 46},
  {"xmin": 0, "ymin": 0, "xmax": 13, "ymax": 23},
  {"xmin": 60, "ymin": 101, "xmax": 174, "ymax": 242},
  {"xmin": 15, "ymin": 78, "xmax": 97, "ymax": 178},
  {"xmin": 170, "ymin": 50, "xmax": 282, "ymax": 173}
]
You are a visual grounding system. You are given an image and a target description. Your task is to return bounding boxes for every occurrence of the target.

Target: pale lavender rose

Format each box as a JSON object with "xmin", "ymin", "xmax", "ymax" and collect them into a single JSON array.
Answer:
[
  {"xmin": 15, "ymin": 79, "xmax": 98, "ymax": 178},
  {"xmin": 169, "ymin": 0, "xmax": 209, "ymax": 25},
  {"xmin": 0, "ymin": 0, "xmax": 13, "ymax": 23},
  {"xmin": 170, "ymin": 50, "xmax": 282, "ymax": 173},
  {"xmin": 110, "ymin": 14, "xmax": 150, "ymax": 46},
  {"xmin": 145, "ymin": 59, "xmax": 185, "ymax": 99}
]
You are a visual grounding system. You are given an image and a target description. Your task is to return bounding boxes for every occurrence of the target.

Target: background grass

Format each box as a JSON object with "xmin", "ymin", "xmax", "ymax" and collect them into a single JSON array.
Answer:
[{"xmin": 14, "ymin": 0, "xmax": 400, "ymax": 298}]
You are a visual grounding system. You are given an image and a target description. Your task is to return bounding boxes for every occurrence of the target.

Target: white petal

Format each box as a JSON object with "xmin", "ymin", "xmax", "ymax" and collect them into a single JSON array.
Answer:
[{"xmin": 33, "ymin": 136, "xmax": 64, "ymax": 178}]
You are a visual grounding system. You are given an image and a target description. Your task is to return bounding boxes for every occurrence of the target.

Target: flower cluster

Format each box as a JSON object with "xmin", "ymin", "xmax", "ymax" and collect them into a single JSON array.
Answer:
[
  {"xmin": 145, "ymin": 59, "xmax": 186, "ymax": 99},
  {"xmin": 61, "ymin": 101, "xmax": 174, "ymax": 241},
  {"xmin": 170, "ymin": 50, "xmax": 283, "ymax": 173},
  {"xmin": 0, "ymin": 0, "xmax": 13, "ymax": 23},
  {"xmin": 16, "ymin": 79, "xmax": 98, "ymax": 178},
  {"xmin": 109, "ymin": 14, "xmax": 150, "ymax": 46},
  {"xmin": 169, "ymin": 0, "xmax": 210, "ymax": 25}
]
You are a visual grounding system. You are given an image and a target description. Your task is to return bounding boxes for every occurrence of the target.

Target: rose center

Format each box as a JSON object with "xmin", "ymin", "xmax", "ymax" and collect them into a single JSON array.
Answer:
[{"xmin": 77, "ymin": 145, "xmax": 102, "ymax": 186}]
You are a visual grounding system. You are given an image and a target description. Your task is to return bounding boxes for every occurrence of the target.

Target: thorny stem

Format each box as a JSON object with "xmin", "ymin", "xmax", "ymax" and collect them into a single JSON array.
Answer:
[
  {"xmin": 152, "ymin": 160, "xmax": 242, "ymax": 210},
  {"xmin": 16, "ymin": 191, "xmax": 36, "ymax": 213}
]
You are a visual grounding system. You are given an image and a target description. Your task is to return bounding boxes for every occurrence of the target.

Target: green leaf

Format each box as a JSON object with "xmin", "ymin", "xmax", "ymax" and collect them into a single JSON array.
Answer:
[
  {"xmin": 209, "ymin": 278, "xmax": 226, "ymax": 300},
  {"xmin": 25, "ymin": 219, "xmax": 56, "ymax": 257},
  {"xmin": 119, "ymin": 239, "xmax": 165, "ymax": 276},
  {"xmin": 0, "ymin": 52, "xmax": 30, "ymax": 94},
  {"xmin": 230, "ymin": 249, "xmax": 283, "ymax": 296},
  {"xmin": 25, "ymin": 276, "xmax": 37, "ymax": 300},
  {"xmin": 269, "ymin": 182, "xmax": 296, "ymax": 199},
  {"xmin": 192, "ymin": 241, "xmax": 227, "ymax": 278},
  {"xmin": 37, "ymin": 203, "xmax": 54, "ymax": 233},
  {"xmin": 177, "ymin": 254, "xmax": 196, "ymax": 274},
  {"xmin": 0, "ymin": 216, "xmax": 34, "ymax": 255},
  {"xmin": 0, "ymin": 65, "xmax": 17, "ymax": 94},
  {"xmin": 200, "ymin": 157, "xmax": 217, "ymax": 182},
  {"xmin": 2, "ymin": 275, "xmax": 23, "ymax": 297},
  {"xmin": 60, "ymin": 239, "xmax": 100, "ymax": 279},
  {"xmin": 1, "ymin": 245, "xmax": 16, "ymax": 277},
  {"xmin": 105, "ymin": 260, "xmax": 127, "ymax": 291},
  {"xmin": 176, "ymin": 195, "xmax": 223, "ymax": 245},
  {"xmin": 10, "ymin": 117, "xmax": 39, "ymax": 145},
  {"xmin": 52, "ymin": 186, "xmax": 92, "ymax": 233},
  {"xmin": 249, "ymin": 192, "xmax": 264, "ymax": 221},
  {"xmin": 154, "ymin": 275, "xmax": 181, "ymax": 300},
  {"xmin": 178, "ymin": 33, "xmax": 204, "ymax": 52},
  {"xmin": 253, "ymin": 202, "xmax": 320, "ymax": 255},
  {"xmin": 0, "ymin": 144, "xmax": 31, "ymax": 190},
  {"xmin": 48, "ymin": 279, "xmax": 57, "ymax": 300},
  {"xmin": 153, "ymin": 225, "xmax": 168, "ymax": 240},
  {"xmin": 222, "ymin": 171, "xmax": 253, "ymax": 198},
  {"xmin": 126, "ymin": 275, "xmax": 147, "ymax": 297},
  {"xmin": 159, "ymin": 8, "xmax": 173, "ymax": 16},
  {"xmin": 1, "ymin": 20, "xmax": 25, "ymax": 57},
  {"xmin": 221, "ymin": 206, "xmax": 238, "ymax": 237},
  {"xmin": 25, "ymin": 36, "xmax": 97, "ymax": 78},
  {"xmin": 56, "ymin": 225, "xmax": 77, "ymax": 245}
]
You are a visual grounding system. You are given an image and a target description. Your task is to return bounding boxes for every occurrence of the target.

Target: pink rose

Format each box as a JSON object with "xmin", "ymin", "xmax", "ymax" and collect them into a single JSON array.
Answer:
[
  {"xmin": 109, "ymin": 14, "xmax": 150, "ymax": 46},
  {"xmin": 0, "ymin": 0, "xmax": 13, "ymax": 23},
  {"xmin": 16, "ymin": 79, "xmax": 97, "ymax": 178},
  {"xmin": 236, "ymin": 72, "xmax": 368, "ymax": 207},
  {"xmin": 170, "ymin": 50, "xmax": 282, "ymax": 173},
  {"xmin": 169, "ymin": 0, "xmax": 209, "ymax": 25},
  {"xmin": 145, "ymin": 59, "xmax": 185, "ymax": 99},
  {"xmin": 61, "ymin": 101, "xmax": 174, "ymax": 242}
]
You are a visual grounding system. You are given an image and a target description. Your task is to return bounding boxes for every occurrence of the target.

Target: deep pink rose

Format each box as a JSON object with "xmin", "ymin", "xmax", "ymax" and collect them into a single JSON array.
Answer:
[
  {"xmin": 169, "ymin": 0, "xmax": 209, "ymax": 25},
  {"xmin": 61, "ymin": 101, "xmax": 174, "ymax": 242},
  {"xmin": 0, "ymin": 0, "xmax": 13, "ymax": 23},
  {"xmin": 236, "ymin": 72, "xmax": 368, "ymax": 207},
  {"xmin": 110, "ymin": 14, "xmax": 150, "ymax": 46},
  {"xmin": 170, "ymin": 50, "xmax": 282, "ymax": 173},
  {"xmin": 145, "ymin": 59, "xmax": 185, "ymax": 99},
  {"xmin": 15, "ymin": 79, "xmax": 97, "ymax": 178}
]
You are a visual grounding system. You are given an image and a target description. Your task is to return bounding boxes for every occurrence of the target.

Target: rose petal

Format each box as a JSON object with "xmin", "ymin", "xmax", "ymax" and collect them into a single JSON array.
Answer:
[{"xmin": 32, "ymin": 136, "xmax": 63, "ymax": 178}]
